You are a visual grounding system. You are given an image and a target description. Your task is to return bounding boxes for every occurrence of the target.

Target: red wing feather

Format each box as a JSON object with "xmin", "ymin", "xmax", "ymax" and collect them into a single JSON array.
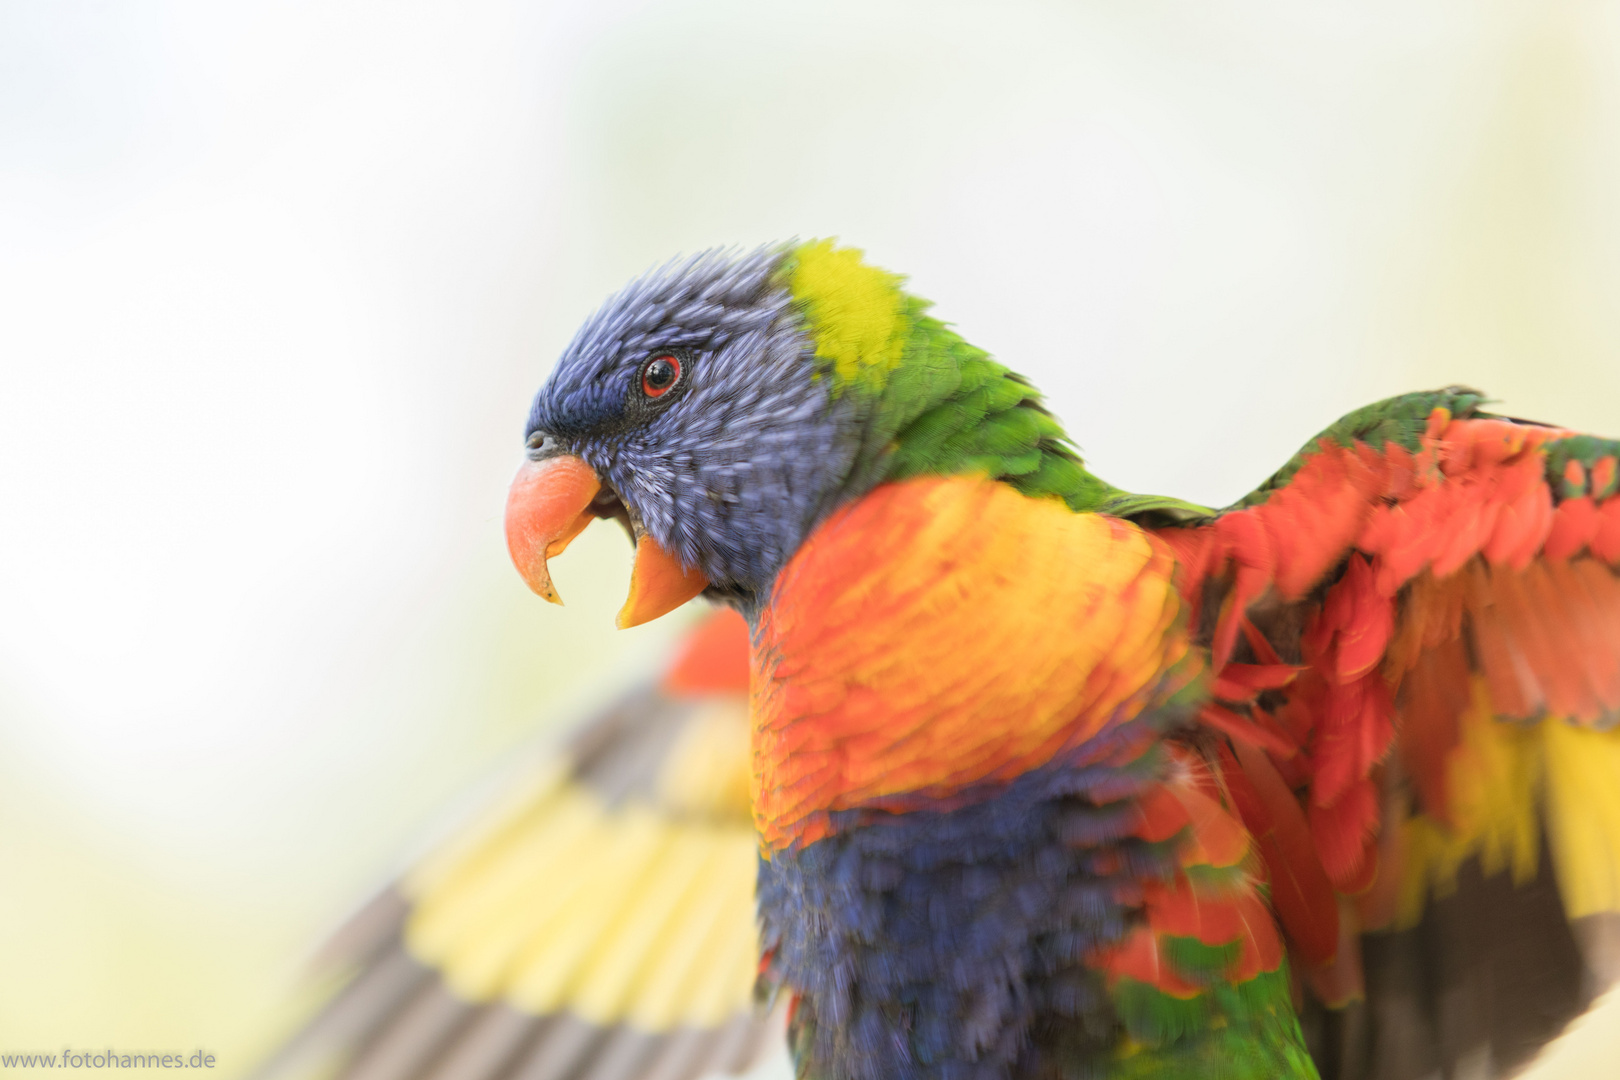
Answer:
[{"xmin": 1218, "ymin": 741, "xmax": 1339, "ymax": 967}]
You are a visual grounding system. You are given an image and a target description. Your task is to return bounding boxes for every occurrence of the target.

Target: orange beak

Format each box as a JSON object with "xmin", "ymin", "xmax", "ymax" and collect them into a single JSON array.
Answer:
[{"xmin": 504, "ymin": 455, "xmax": 710, "ymax": 628}]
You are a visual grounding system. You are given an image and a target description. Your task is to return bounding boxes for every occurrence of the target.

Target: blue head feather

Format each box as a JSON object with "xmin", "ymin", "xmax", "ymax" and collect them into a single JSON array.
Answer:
[{"xmin": 526, "ymin": 246, "xmax": 864, "ymax": 598}]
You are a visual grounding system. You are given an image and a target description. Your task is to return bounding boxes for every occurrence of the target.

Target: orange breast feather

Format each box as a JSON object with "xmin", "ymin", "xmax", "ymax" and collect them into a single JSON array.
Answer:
[{"xmin": 750, "ymin": 475, "xmax": 1195, "ymax": 852}]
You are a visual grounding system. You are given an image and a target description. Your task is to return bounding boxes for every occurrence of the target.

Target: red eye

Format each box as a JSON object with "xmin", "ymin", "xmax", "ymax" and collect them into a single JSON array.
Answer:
[{"xmin": 642, "ymin": 354, "xmax": 681, "ymax": 398}]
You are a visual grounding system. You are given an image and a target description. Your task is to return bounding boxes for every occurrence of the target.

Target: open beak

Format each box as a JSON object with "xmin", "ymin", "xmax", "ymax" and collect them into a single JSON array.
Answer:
[{"xmin": 504, "ymin": 455, "xmax": 710, "ymax": 628}]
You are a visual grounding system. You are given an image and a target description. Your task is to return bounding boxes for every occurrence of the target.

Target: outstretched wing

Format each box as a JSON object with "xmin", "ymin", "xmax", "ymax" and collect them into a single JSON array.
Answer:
[
  {"xmin": 254, "ymin": 610, "xmax": 778, "ymax": 1080},
  {"xmin": 1146, "ymin": 388, "xmax": 1620, "ymax": 1078}
]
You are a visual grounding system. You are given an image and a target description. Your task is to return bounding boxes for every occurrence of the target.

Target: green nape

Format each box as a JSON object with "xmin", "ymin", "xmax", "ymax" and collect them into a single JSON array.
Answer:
[
  {"xmin": 874, "ymin": 305, "xmax": 1216, "ymax": 521},
  {"xmin": 877, "ymin": 300, "xmax": 1113, "ymax": 511},
  {"xmin": 782, "ymin": 242, "xmax": 1208, "ymax": 519},
  {"xmin": 1108, "ymin": 967, "xmax": 1318, "ymax": 1080}
]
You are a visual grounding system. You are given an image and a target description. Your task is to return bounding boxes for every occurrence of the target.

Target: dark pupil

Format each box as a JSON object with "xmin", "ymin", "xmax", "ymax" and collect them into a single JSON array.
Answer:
[{"xmin": 645, "ymin": 358, "xmax": 677, "ymax": 389}]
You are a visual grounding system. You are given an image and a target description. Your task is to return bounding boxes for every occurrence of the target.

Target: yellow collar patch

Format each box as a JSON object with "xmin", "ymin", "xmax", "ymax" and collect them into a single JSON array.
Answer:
[{"xmin": 786, "ymin": 239, "xmax": 910, "ymax": 394}]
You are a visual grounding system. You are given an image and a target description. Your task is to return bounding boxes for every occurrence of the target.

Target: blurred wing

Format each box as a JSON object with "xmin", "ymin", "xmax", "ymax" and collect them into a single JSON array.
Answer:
[
  {"xmin": 255, "ymin": 610, "xmax": 778, "ymax": 1080},
  {"xmin": 1147, "ymin": 388, "xmax": 1620, "ymax": 1078}
]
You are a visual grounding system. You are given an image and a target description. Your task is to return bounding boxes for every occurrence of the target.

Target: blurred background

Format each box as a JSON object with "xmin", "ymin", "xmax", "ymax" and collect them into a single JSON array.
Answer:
[{"xmin": 2, "ymin": 1, "xmax": 1619, "ymax": 1076}]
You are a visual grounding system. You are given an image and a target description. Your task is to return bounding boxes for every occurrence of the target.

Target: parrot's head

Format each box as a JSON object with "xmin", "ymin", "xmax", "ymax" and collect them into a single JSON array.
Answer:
[{"xmin": 507, "ymin": 241, "xmax": 897, "ymax": 627}]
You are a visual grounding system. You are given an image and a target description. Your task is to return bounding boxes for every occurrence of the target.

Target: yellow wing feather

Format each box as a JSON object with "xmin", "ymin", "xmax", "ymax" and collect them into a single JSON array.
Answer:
[
  {"xmin": 403, "ymin": 699, "xmax": 759, "ymax": 1030},
  {"xmin": 253, "ymin": 656, "xmax": 771, "ymax": 1080},
  {"xmin": 1395, "ymin": 674, "xmax": 1620, "ymax": 929},
  {"xmin": 1543, "ymin": 719, "xmax": 1620, "ymax": 919}
]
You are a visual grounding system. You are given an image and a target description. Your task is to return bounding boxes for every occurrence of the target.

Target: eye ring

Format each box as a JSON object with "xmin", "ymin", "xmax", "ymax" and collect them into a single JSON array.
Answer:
[{"xmin": 641, "ymin": 354, "xmax": 682, "ymax": 398}]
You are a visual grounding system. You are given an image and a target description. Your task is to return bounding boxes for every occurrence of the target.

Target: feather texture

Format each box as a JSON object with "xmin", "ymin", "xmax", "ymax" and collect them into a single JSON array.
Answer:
[{"xmin": 751, "ymin": 474, "xmax": 1195, "ymax": 852}]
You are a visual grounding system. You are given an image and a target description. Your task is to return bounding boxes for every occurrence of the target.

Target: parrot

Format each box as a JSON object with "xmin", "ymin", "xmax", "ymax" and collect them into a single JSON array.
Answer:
[{"xmin": 266, "ymin": 241, "xmax": 1620, "ymax": 1080}]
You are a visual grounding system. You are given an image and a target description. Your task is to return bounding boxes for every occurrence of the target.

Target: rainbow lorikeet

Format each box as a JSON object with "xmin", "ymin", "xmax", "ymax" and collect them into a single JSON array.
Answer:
[
  {"xmin": 270, "ymin": 242, "xmax": 1620, "ymax": 1080},
  {"xmin": 501, "ymin": 240, "xmax": 1620, "ymax": 1080}
]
